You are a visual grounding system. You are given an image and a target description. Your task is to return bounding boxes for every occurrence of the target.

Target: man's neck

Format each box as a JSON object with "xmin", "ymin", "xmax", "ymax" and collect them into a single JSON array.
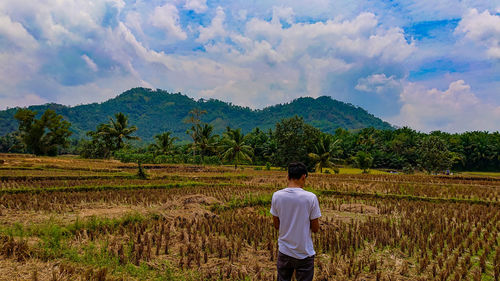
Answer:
[{"xmin": 288, "ymin": 182, "xmax": 303, "ymax": 188}]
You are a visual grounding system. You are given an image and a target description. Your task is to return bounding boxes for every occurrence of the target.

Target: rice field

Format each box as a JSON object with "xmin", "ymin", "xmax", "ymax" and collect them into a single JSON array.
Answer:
[{"xmin": 0, "ymin": 153, "xmax": 499, "ymax": 280}]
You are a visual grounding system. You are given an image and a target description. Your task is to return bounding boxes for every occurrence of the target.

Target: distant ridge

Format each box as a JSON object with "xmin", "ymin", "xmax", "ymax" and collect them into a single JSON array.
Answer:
[{"xmin": 0, "ymin": 87, "xmax": 393, "ymax": 141}]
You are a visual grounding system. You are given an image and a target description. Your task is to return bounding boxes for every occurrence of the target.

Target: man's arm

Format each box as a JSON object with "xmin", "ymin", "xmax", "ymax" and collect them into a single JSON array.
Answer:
[
  {"xmin": 310, "ymin": 218, "xmax": 319, "ymax": 233},
  {"xmin": 273, "ymin": 216, "xmax": 280, "ymax": 230}
]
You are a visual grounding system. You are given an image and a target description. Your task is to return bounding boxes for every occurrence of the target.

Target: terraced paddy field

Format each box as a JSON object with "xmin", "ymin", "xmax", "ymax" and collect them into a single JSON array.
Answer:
[{"xmin": 0, "ymin": 153, "xmax": 499, "ymax": 280}]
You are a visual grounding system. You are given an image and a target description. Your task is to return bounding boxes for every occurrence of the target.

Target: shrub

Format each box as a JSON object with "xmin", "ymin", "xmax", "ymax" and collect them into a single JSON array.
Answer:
[
  {"xmin": 403, "ymin": 165, "xmax": 415, "ymax": 174},
  {"xmin": 136, "ymin": 161, "xmax": 148, "ymax": 179},
  {"xmin": 265, "ymin": 162, "xmax": 271, "ymax": 171}
]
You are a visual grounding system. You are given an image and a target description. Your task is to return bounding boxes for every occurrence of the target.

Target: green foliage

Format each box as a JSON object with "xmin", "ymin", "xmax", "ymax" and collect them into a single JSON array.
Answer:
[
  {"xmin": 0, "ymin": 132, "xmax": 25, "ymax": 153},
  {"xmin": 402, "ymin": 165, "xmax": 415, "ymax": 174},
  {"xmin": 265, "ymin": 162, "xmax": 271, "ymax": 171},
  {"xmin": 99, "ymin": 112, "xmax": 140, "ymax": 150},
  {"xmin": 194, "ymin": 124, "xmax": 219, "ymax": 160},
  {"xmin": 80, "ymin": 113, "xmax": 139, "ymax": 159},
  {"xmin": 417, "ymin": 136, "xmax": 456, "ymax": 174},
  {"xmin": 219, "ymin": 128, "xmax": 253, "ymax": 169},
  {"xmin": 0, "ymin": 88, "xmax": 393, "ymax": 141},
  {"xmin": 2, "ymin": 88, "xmax": 499, "ymax": 172},
  {"xmin": 149, "ymin": 131, "xmax": 178, "ymax": 156},
  {"xmin": 245, "ymin": 127, "xmax": 272, "ymax": 164},
  {"xmin": 113, "ymin": 150, "xmax": 155, "ymax": 163},
  {"xmin": 308, "ymin": 133, "xmax": 342, "ymax": 173},
  {"xmin": 354, "ymin": 151, "xmax": 373, "ymax": 173},
  {"xmin": 274, "ymin": 116, "xmax": 321, "ymax": 169},
  {"xmin": 136, "ymin": 160, "xmax": 148, "ymax": 179},
  {"xmin": 14, "ymin": 108, "xmax": 72, "ymax": 155}
]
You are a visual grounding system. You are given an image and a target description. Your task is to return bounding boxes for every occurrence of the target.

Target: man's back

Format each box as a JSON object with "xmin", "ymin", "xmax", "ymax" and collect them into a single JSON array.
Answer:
[{"xmin": 270, "ymin": 187, "xmax": 321, "ymax": 259}]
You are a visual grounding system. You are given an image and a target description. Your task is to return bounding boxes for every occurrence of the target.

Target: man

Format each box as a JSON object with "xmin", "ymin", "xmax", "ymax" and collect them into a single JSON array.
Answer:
[{"xmin": 270, "ymin": 162, "xmax": 321, "ymax": 281}]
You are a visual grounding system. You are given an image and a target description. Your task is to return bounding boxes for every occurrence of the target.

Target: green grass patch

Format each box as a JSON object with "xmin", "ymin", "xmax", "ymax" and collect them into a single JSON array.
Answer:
[
  {"xmin": 460, "ymin": 171, "xmax": 500, "ymax": 177},
  {"xmin": 0, "ymin": 212, "xmax": 148, "ymax": 239}
]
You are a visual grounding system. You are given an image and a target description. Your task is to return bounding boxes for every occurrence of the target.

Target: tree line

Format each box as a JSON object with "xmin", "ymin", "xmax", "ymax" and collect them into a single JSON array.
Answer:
[{"xmin": 1, "ymin": 108, "xmax": 499, "ymax": 173}]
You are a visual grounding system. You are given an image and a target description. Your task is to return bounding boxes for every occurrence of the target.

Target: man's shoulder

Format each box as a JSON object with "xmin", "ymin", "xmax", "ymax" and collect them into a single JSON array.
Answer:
[
  {"xmin": 301, "ymin": 190, "xmax": 318, "ymax": 200},
  {"xmin": 272, "ymin": 188, "xmax": 286, "ymax": 198},
  {"xmin": 273, "ymin": 188, "xmax": 317, "ymax": 198},
  {"xmin": 292, "ymin": 188, "xmax": 316, "ymax": 197}
]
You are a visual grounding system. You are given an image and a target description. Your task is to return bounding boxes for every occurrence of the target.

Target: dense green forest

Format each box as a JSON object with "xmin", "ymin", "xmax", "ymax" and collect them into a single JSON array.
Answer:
[
  {"xmin": 2, "ymin": 107, "xmax": 499, "ymax": 173},
  {"xmin": 0, "ymin": 87, "xmax": 393, "ymax": 141}
]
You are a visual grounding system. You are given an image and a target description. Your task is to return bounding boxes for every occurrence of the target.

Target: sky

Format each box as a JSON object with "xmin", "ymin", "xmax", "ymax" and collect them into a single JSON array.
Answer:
[{"xmin": 0, "ymin": 0, "xmax": 499, "ymax": 133}]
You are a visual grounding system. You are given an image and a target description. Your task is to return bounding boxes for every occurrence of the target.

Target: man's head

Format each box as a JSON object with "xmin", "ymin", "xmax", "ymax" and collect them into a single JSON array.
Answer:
[{"xmin": 287, "ymin": 162, "xmax": 308, "ymax": 187}]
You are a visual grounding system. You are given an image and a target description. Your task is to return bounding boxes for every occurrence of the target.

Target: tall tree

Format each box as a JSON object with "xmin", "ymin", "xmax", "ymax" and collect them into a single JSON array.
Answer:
[
  {"xmin": 14, "ymin": 109, "xmax": 72, "ymax": 156},
  {"xmin": 219, "ymin": 128, "xmax": 253, "ymax": 169},
  {"xmin": 273, "ymin": 116, "xmax": 321, "ymax": 168},
  {"xmin": 0, "ymin": 132, "xmax": 25, "ymax": 153},
  {"xmin": 99, "ymin": 112, "xmax": 139, "ymax": 150},
  {"xmin": 185, "ymin": 108, "xmax": 207, "ymax": 157},
  {"xmin": 354, "ymin": 151, "xmax": 373, "ymax": 173},
  {"xmin": 417, "ymin": 136, "xmax": 457, "ymax": 174},
  {"xmin": 79, "ymin": 124, "xmax": 114, "ymax": 159},
  {"xmin": 149, "ymin": 132, "xmax": 178, "ymax": 156},
  {"xmin": 308, "ymin": 133, "xmax": 342, "ymax": 173},
  {"xmin": 245, "ymin": 127, "xmax": 271, "ymax": 164},
  {"xmin": 195, "ymin": 123, "xmax": 219, "ymax": 163}
]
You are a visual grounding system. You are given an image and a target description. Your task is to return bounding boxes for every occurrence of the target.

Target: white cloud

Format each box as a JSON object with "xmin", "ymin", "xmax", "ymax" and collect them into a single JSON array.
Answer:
[
  {"xmin": 125, "ymin": 11, "xmax": 146, "ymax": 39},
  {"xmin": 355, "ymin": 74, "xmax": 400, "ymax": 93},
  {"xmin": 184, "ymin": 0, "xmax": 207, "ymax": 13},
  {"xmin": 390, "ymin": 80, "xmax": 500, "ymax": 132},
  {"xmin": 456, "ymin": 8, "xmax": 500, "ymax": 58},
  {"xmin": 151, "ymin": 4, "xmax": 187, "ymax": 41},
  {"xmin": 197, "ymin": 7, "xmax": 226, "ymax": 42},
  {"xmin": 1, "ymin": 0, "xmax": 497, "ymax": 133},
  {"xmin": 236, "ymin": 9, "xmax": 247, "ymax": 21},
  {"xmin": 0, "ymin": 93, "xmax": 47, "ymax": 109},
  {"xmin": 243, "ymin": 13, "xmax": 415, "ymax": 63},
  {"xmin": 81, "ymin": 54, "xmax": 98, "ymax": 72},
  {"xmin": 272, "ymin": 6, "xmax": 294, "ymax": 25},
  {"xmin": 0, "ymin": 0, "xmax": 115, "ymax": 46},
  {"xmin": 0, "ymin": 14, "xmax": 38, "ymax": 49}
]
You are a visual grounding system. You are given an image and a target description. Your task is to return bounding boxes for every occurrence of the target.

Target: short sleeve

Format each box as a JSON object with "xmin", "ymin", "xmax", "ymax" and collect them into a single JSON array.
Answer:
[
  {"xmin": 309, "ymin": 195, "xmax": 321, "ymax": 220},
  {"xmin": 270, "ymin": 193, "xmax": 278, "ymax": 217}
]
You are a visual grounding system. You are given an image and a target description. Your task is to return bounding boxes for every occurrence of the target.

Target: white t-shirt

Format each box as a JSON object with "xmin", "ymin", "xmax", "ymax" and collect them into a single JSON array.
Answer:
[{"xmin": 270, "ymin": 187, "xmax": 321, "ymax": 259}]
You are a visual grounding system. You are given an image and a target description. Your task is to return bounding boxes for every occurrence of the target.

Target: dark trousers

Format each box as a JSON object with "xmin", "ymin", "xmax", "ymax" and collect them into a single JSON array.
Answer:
[{"xmin": 277, "ymin": 251, "xmax": 314, "ymax": 281}]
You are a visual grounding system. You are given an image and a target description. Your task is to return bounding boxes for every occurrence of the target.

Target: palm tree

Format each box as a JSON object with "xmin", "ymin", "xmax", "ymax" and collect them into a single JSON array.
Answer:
[
  {"xmin": 308, "ymin": 134, "xmax": 342, "ymax": 173},
  {"xmin": 195, "ymin": 124, "xmax": 219, "ymax": 163},
  {"xmin": 219, "ymin": 128, "xmax": 253, "ymax": 169},
  {"xmin": 150, "ymin": 132, "xmax": 178, "ymax": 156},
  {"xmin": 185, "ymin": 109, "xmax": 207, "ymax": 157},
  {"xmin": 99, "ymin": 112, "xmax": 139, "ymax": 150}
]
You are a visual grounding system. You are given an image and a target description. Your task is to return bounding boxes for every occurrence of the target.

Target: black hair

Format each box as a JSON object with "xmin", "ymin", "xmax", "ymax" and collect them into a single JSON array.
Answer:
[{"xmin": 288, "ymin": 162, "xmax": 308, "ymax": 180}]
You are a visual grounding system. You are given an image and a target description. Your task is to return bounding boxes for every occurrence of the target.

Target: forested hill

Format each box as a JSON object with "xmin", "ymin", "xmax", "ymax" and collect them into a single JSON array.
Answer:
[{"xmin": 0, "ymin": 88, "xmax": 393, "ymax": 141}]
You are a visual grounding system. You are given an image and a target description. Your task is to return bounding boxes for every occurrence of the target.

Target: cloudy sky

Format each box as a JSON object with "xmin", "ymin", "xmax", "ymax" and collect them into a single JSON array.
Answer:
[{"xmin": 0, "ymin": 0, "xmax": 499, "ymax": 132}]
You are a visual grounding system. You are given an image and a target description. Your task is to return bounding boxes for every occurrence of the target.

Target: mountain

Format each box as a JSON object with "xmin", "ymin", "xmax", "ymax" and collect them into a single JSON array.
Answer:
[{"xmin": 0, "ymin": 87, "xmax": 393, "ymax": 141}]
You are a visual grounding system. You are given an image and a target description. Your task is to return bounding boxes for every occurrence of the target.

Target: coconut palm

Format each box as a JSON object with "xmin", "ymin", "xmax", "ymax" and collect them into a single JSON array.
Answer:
[
  {"xmin": 185, "ymin": 109, "xmax": 207, "ymax": 157},
  {"xmin": 98, "ymin": 112, "xmax": 139, "ymax": 150},
  {"xmin": 308, "ymin": 134, "xmax": 342, "ymax": 173},
  {"xmin": 219, "ymin": 128, "xmax": 253, "ymax": 169},
  {"xmin": 149, "ymin": 132, "xmax": 178, "ymax": 155},
  {"xmin": 195, "ymin": 124, "xmax": 219, "ymax": 163}
]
